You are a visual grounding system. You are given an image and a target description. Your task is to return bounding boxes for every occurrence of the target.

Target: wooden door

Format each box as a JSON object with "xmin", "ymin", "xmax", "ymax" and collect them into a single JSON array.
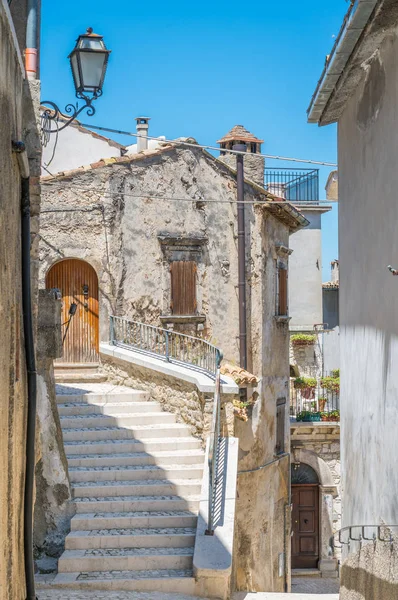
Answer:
[
  {"xmin": 46, "ymin": 259, "xmax": 99, "ymax": 364},
  {"xmin": 291, "ymin": 484, "xmax": 319, "ymax": 569}
]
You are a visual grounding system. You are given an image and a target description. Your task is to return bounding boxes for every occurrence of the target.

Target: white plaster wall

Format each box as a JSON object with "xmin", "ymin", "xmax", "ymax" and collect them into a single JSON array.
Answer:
[
  {"xmin": 42, "ymin": 123, "xmax": 122, "ymax": 175},
  {"xmin": 338, "ymin": 31, "xmax": 398, "ymax": 528},
  {"xmin": 288, "ymin": 210, "xmax": 323, "ymax": 330}
]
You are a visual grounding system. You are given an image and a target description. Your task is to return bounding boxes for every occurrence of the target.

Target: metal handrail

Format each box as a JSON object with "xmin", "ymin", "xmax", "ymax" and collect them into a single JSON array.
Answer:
[
  {"xmin": 205, "ymin": 360, "xmax": 222, "ymax": 535},
  {"xmin": 110, "ymin": 315, "xmax": 224, "ymax": 534},
  {"xmin": 110, "ymin": 315, "xmax": 221, "ymax": 378},
  {"xmin": 331, "ymin": 524, "xmax": 398, "ymax": 552}
]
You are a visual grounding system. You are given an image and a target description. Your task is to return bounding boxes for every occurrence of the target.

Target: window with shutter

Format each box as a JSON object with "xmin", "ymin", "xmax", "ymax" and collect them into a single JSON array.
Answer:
[
  {"xmin": 170, "ymin": 261, "xmax": 197, "ymax": 315},
  {"xmin": 278, "ymin": 267, "xmax": 288, "ymax": 316},
  {"xmin": 276, "ymin": 397, "xmax": 286, "ymax": 455}
]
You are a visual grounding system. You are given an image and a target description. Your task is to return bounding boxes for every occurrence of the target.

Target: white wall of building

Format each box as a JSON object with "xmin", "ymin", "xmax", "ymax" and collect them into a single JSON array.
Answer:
[
  {"xmin": 42, "ymin": 122, "xmax": 122, "ymax": 175},
  {"xmin": 339, "ymin": 33, "xmax": 398, "ymax": 528}
]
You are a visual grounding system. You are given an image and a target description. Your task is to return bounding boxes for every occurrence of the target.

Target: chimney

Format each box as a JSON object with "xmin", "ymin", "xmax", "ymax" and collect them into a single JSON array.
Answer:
[
  {"xmin": 331, "ymin": 260, "xmax": 339, "ymax": 283},
  {"xmin": 217, "ymin": 125, "xmax": 265, "ymax": 187},
  {"xmin": 135, "ymin": 117, "xmax": 150, "ymax": 152}
]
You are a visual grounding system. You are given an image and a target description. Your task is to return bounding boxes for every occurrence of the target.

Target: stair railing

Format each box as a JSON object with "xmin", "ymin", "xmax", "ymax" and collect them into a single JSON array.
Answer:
[
  {"xmin": 205, "ymin": 349, "xmax": 223, "ymax": 535},
  {"xmin": 110, "ymin": 315, "xmax": 224, "ymax": 534},
  {"xmin": 110, "ymin": 315, "xmax": 221, "ymax": 378}
]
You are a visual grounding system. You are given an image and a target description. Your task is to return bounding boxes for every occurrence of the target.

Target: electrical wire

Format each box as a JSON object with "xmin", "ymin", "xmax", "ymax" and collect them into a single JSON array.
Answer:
[
  {"xmin": 42, "ymin": 166, "xmax": 335, "ymax": 206},
  {"xmin": 71, "ymin": 121, "xmax": 338, "ymax": 167}
]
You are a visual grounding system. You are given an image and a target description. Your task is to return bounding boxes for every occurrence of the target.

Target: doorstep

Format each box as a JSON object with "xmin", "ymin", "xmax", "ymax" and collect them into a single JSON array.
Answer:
[{"xmin": 292, "ymin": 569, "xmax": 321, "ymax": 578}]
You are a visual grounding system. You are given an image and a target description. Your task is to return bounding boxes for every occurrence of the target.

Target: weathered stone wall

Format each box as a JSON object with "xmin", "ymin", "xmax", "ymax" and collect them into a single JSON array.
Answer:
[
  {"xmin": 102, "ymin": 355, "xmax": 211, "ymax": 442},
  {"xmin": 34, "ymin": 291, "xmax": 73, "ymax": 567},
  {"xmin": 289, "ymin": 335, "xmax": 323, "ymax": 379},
  {"xmin": 0, "ymin": 4, "xmax": 41, "ymax": 597},
  {"xmin": 39, "ymin": 146, "xmax": 268, "ymax": 364},
  {"xmin": 218, "ymin": 151, "xmax": 265, "ymax": 188},
  {"xmin": 233, "ymin": 209, "xmax": 291, "ymax": 593}
]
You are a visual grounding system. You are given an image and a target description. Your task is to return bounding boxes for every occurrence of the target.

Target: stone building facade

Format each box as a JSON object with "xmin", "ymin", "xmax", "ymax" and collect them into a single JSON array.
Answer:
[
  {"xmin": 0, "ymin": 0, "xmax": 41, "ymax": 596},
  {"xmin": 39, "ymin": 129, "xmax": 309, "ymax": 593}
]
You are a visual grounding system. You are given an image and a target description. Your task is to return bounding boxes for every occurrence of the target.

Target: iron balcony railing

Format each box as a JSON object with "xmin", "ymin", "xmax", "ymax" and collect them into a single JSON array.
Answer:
[
  {"xmin": 109, "ymin": 315, "xmax": 224, "ymax": 535},
  {"xmin": 331, "ymin": 524, "xmax": 398, "ymax": 560},
  {"xmin": 110, "ymin": 315, "xmax": 222, "ymax": 378},
  {"xmin": 264, "ymin": 168, "xmax": 319, "ymax": 203},
  {"xmin": 290, "ymin": 379, "xmax": 340, "ymax": 422}
]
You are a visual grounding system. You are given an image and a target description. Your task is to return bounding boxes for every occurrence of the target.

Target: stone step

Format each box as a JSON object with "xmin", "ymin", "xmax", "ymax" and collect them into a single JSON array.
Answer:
[
  {"xmin": 58, "ymin": 402, "xmax": 161, "ymax": 417},
  {"xmin": 71, "ymin": 511, "xmax": 197, "ymax": 531},
  {"xmin": 65, "ymin": 527, "xmax": 196, "ymax": 550},
  {"xmin": 58, "ymin": 547, "xmax": 194, "ymax": 573},
  {"xmin": 74, "ymin": 495, "xmax": 200, "ymax": 514},
  {"xmin": 67, "ymin": 449, "xmax": 204, "ymax": 468},
  {"xmin": 60, "ymin": 413, "xmax": 176, "ymax": 429},
  {"xmin": 62, "ymin": 424, "xmax": 192, "ymax": 442},
  {"xmin": 56, "ymin": 391, "xmax": 150, "ymax": 404},
  {"xmin": 64, "ymin": 437, "xmax": 202, "ymax": 456},
  {"xmin": 51, "ymin": 570, "xmax": 197, "ymax": 595},
  {"xmin": 55, "ymin": 373, "xmax": 108, "ymax": 383},
  {"xmin": 69, "ymin": 465, "xmax": 203, "ymax": 483},
  {"xmin": 72, "ymin": 479, "xmax": 202, "ymax": 499}
]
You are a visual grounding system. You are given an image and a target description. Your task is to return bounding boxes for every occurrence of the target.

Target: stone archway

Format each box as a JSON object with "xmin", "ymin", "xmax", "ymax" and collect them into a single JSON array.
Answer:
[{"xmin": 291, "ymin": 448, "xmax": 338, "ymax": 576}]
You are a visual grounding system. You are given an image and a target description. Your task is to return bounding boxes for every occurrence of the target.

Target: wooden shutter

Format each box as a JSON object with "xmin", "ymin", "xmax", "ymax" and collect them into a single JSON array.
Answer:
[
  {"xmin": 276, "ymin": 397, "xmax": 286, "ymax": 455},
  {"xmin": 278, "ymin": 267, "xmax": 288, "ymax": 316},
  {"xmin": 170, "ymin": 261, "xmax": 197, "ymax": 315}
]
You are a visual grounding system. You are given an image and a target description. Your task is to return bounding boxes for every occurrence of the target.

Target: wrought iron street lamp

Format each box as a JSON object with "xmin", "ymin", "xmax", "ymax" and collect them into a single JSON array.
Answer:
[{"xmin": 41, "ymin": 28, "xmax": 111, "ymax": 139}]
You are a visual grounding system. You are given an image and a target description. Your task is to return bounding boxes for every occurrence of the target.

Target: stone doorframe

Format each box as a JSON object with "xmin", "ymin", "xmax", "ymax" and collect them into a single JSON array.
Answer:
[{"xmin": 291, "ymin": 447, "xmax": 338, "ymax": 576}]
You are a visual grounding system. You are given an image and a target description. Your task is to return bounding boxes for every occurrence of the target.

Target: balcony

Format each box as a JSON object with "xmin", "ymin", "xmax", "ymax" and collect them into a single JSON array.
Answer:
[
  {"xmin": 264, "ymin": 169, "xmax": 319, "ymax": 203},
  {"xmin": 290, "ymin": 374, "xmax": 340, "ymax": 423}
]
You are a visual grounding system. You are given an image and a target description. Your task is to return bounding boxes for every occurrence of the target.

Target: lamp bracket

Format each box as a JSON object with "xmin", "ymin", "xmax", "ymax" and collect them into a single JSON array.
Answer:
[{"xmin": 41, "ymin": 90, "xmax": 102, "ymax": 145}]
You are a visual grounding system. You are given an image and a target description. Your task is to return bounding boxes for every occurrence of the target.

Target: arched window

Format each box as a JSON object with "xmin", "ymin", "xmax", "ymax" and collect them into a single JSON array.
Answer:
[{"xmin": 291, "ymin": 463, "xmax": 319, "ymax": 485}]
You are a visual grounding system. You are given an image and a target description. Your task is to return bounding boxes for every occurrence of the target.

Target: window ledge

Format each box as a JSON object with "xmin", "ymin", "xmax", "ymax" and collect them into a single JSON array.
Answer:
[
  {"xmin": 159, "ymin": 314, "xmax": 206, "ymax": 325},
  {"xmin": 274, "ymin": 315, "xmax": 291, "ymax": 324}
]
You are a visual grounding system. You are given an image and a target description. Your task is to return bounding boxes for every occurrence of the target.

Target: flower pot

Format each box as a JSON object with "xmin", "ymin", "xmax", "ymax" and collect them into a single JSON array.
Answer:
[
  {"xmin": 301, "ymin": 387, "xmax": 316, "ymax": 400},
  {"xmin": 302, "ymin": 413, "xmax": 321, "ymax": 422},
  {"xmin": 319, "ymin": 399, "xmax": 327, "ymax": 412}
]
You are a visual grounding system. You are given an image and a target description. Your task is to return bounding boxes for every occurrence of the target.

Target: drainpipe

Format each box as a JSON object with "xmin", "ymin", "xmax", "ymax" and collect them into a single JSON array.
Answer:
[
  {"xmin": 13, "ymin": 142, "xmax": 37, "ymax": 600},
  {"xmin": 26, "ymin": 0, "xmax": 38, "ymax": 79},
  {"xmin": 234, "ymin": 143, "xmax": 248, "ymax": 372}
]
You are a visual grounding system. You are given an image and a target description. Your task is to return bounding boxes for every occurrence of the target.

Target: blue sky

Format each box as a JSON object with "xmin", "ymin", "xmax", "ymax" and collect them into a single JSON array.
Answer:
[{"xmin": 41, "ymin": 0, "xmax": 347, "ymax": 280}]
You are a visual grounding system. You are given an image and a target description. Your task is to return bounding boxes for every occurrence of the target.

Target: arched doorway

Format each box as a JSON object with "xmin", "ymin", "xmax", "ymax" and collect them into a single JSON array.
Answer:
[
  {"xmin": 46, "ymin": 259, "xmax": 99, "ymax": 364},
  {"xmin": 291, "ymin": 463, "xmax": 320, "ymax": 569}
]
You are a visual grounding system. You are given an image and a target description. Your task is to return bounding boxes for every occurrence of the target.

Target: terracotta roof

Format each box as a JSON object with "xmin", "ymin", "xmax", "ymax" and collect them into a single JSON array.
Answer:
[
  {"xmin": 221, "ymin": 362, "xmax": 259, "ymax": 386},
  {"xmin": 40, "ymin": 106, "xmax": 125, "ymax": 150},
  {"xmin": 217, "ymin": 125, "xmax": 264, "ymax": 145},
  {"xmin": 40, "ymin": 140, "xmax": 309, "ymax": 232}
]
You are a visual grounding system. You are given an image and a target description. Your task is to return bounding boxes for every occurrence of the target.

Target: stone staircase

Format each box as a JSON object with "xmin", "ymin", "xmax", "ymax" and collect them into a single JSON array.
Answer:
[{"xmin": 52, "ymin": 383, "xmax": 205, "ymax": 596}]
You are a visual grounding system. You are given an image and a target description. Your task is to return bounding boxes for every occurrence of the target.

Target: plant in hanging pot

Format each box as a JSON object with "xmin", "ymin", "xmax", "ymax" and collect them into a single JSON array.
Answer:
[
  {"xmin": 291, "ymin": 334, "xmax": 316, "ymax": 348},
  {"xmin": 297, "ymin": 410, "xmax": 321, "ymax": 422},
  {"xmin": 294, "ymin": 376, "xmax": 317, "ymax": 399},
  {"xmin": 320, "ymin": 375, "xmax": 340, "ymax": 394}
]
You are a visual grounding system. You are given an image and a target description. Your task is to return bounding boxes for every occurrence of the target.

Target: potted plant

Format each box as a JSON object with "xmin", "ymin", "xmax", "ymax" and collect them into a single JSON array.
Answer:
[
  {"xmin": 291, "ymin": 334, "xmax": 316, "ymax": 348},
  {"xmin": 297, "ymin": 410, "xmax": 321, "ymax": 422},
  {"xmin": 320, "ymin": 411, "xmax": 329, "ymax": 422},
  {"xmin": 294, "ymin": 376, "xmax": 317, "ymax": 399},
  {"xmin": 328, "ymin": 410, "xmax": 340, "ymax": 422},
  {"xmin": 318, "ymin": 397, "xmax": 328, "ymax": 411}
]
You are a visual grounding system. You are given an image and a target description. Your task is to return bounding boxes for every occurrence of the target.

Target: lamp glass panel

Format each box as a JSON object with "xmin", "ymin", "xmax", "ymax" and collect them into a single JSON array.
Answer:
[
  {"xmin": 70, "ymin": 53, "xmax": 81, "ymax": 89},
  {"xmin": 79, "ymin": 51, "xmax": 106, "ymax": 89},
  {"xmin": 79, "ymin": 38, "xmax": 105, "ymax": 50}
]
